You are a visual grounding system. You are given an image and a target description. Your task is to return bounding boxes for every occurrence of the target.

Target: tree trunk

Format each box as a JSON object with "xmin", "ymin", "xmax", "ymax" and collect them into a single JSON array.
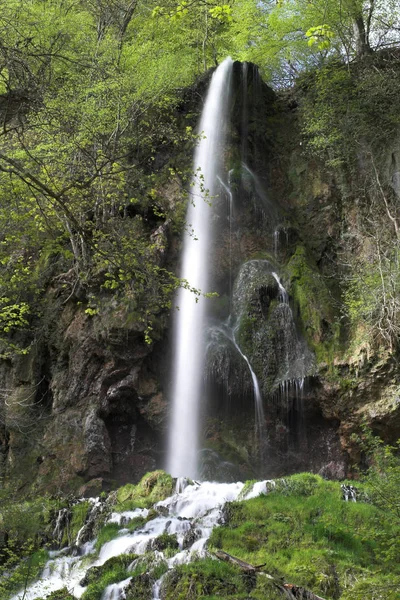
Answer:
[{"xmin": 353, "ymin": 15, "xmax": 372, "ymax": 56}]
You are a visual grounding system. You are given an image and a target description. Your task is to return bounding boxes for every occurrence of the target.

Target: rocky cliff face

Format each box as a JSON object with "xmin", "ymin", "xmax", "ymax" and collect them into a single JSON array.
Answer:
[
  {"xmin": 2, "ymin": 59, "xmax": 400, "ymax": 493},
  {"xmin": 0, "ymin": 299, "xmax": 170, "ymax": 494}
]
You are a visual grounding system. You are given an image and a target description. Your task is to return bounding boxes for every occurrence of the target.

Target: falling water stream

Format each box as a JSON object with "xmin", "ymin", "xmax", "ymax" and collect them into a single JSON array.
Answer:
[{"xmin": 167, "ymin": 58, "xmax": 233, "ymax": 478}]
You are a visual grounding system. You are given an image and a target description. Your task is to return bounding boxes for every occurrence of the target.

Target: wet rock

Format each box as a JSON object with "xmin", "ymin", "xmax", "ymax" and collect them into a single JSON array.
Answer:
[
  {"xmin": 318, "ymin": 461, "xmax": 346, "ymax": 480},
  {"xmin": 82, "ymin": 409, "xmax": 112, "ymax": 478},
  {"xmin": 147, "ymin": 532, "xmax": 179, "ymax": 552},
  {"xmin": 77, "ymin": 477, "xmax": 105, "ymax": 498},
  {"xmin": 182, "ymin": 526, "xmax": 202, "ymax": 549}
]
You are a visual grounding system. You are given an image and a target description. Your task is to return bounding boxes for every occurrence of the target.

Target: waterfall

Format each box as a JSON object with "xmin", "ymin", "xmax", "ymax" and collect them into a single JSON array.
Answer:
[
  {"xmin": 231, "ymin": 328, "xmax": 264, "ymax": 435},
  {"xmin": 167, "ymin": 58, "xmax": 233, "ymax": 479}
]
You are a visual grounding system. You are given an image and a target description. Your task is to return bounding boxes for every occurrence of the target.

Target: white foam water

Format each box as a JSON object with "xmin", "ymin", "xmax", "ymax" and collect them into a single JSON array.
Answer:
[{"xmin": 11, "ymin": 479, "xmax": 273, "ymax": 600}]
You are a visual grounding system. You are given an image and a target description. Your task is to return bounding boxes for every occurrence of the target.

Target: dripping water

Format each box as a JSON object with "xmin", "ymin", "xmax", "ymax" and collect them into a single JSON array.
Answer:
[{"xmin": 231, "ymin": 327, "xmax": 264, "ymax": 438}]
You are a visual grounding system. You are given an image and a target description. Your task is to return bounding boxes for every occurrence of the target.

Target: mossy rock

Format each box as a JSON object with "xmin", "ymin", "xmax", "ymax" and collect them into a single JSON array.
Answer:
[
  {"xmin": 125, "ymin": 572, "xmax": 154, "ymax": 600},
  {"xmin": 94, "ymin": 522, "xmax": 121, "ymax": 552},
  {"xmin": 126, "ymin": 554, "xmax": 169, "ymax": 599},
  {"xmin": 285, "ymin": 245, "xmax": 340, "ymax": 365},
  {"xmin": 148, "ymin": 532, "xmax": 179, "ymax": 553},
  {"xmin": 61, "ymin": 501, "xmax": 91, "ymax": 547},
  {"xmin": 80, "ymin": 554, "xmax": 137, "ymax": 586},
  {"xmin": 115, "ymin": 471, "xmax": 174, "ymax": 511},
  {"xmin": 81, "ymin": 556, "xmax": 132, "ymax": 600}
]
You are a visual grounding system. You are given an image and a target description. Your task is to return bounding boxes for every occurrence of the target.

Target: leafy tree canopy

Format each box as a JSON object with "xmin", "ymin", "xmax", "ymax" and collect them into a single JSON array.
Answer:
[{"xmin": 0, "ymin": 0, "xmax": 399, "ymax": 352}]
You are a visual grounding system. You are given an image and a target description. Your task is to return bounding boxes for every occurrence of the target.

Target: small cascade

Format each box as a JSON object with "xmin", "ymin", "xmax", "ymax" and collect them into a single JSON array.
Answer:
[
  {"xmin": 231, "ymin": 328, "xmax": 264, "ymax": 436},
  {"xmin": 217, "ymin": 169, "xmax": 235, "ymax": 302},
  {"xmin": 13, "ymin": 480, "xmax": 274, "ymax": 600},
  {"xmin": 272, "ymin": 271, "xmax": 289, "ymax": 304},
  {"xmin": 75, "ymin": 497, "xmax": 104, "ymax": 546},
  {"xmin": 100, "ymin": 578, "xmax": 132, "ymax": 600},
  {"xmin": 241, "ymin": 162, "xmax": 276, "ymax": 219},
  {"xmin": 273, "ymin": 226, "xmax": 289, "ymax": 258},
  {"xmin": 277, "ymin": 378, "xmax": 306, "ymax": 446},
  {"xmin": 341, "ymin": 484, "xmax": 358, "ymax": 502},
  {"xmin": 167, "ymin": 58, "xmax": 233, "ymax": 478},
  {"xmin": 270, "ymin": 270, "xmax": 311, "ymax": 447},
  {"xmin": 52, "ymin": 507, "xmax": 71, "ymax": 547},
  {"xmin": 206, "ymin": 322, "xmax": 265, "ymax": 439}
]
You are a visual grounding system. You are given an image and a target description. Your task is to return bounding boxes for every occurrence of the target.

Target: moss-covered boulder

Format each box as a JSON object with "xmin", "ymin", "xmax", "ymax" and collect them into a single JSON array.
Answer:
[
  {"xmin": 125, "ymin": 554, "xmax": 168, "ymax": 600},
  {"xmin": 147, "ymin": 532, "xmax": 179, "ymax": 553},
  {"xmin": 115, "ymin": 471, "xmax": 174, "ymax": 511},
  {"xmin": 230, "ymin": 259, "xmax": 314, "ymax": 396},
  {"xmin": 80, "ymin": 554, "xmax": 137, "ymax": 587}
]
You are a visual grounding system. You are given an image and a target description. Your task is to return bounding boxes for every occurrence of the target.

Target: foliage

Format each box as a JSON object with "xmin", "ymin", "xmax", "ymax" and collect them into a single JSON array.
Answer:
[
  {"xmin": 0, "ymin": 0, "xmax": 202, "ymax": 350},
  {"xmin": 0, "ymin": 548, "xmax": 49, "ymax": 600},
  {"xmin": 0, "ymin": 489, "xmax": 57, "ymax": 599},
  {"xmin": 356, "ymin": 428, "xmax": 400, "ymax": 523},
  {"xmin": 299, "ymin": 54, "xmax": 400, "ymax": 349}
]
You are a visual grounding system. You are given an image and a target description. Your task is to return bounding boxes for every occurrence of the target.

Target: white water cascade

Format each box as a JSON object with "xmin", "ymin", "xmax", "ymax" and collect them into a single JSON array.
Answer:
[
  {"xmin": 167, "ymin": 58, "xmax": 233, "ymax": 478},
  {"xmin": 11, "ymin": 480, "xmax": 272, "ymax": 600}
]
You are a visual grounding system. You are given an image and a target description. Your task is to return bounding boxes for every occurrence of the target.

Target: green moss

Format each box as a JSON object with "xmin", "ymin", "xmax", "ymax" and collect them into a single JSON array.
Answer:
[
  {"xmin": 82, "ymin": 554, "xmax": 137, "ymax": 587},
  {"xmin": 285, "ymin": 245, "xmax": 340, "ymax": 365},
  {"xmin": 238, "ymin": 480, "xmax": 258, "ymax": 500},
  {"xmin": 115, "ymin": 471, "xmax": 174, "ymax": 511},
  {"xmin": 81, "ymin": 557, "xmax": 131, "ymax": 600},
  {"xmin": 236, "ymin": 313, "xmax": 257, "ymax": 356},
  {"xmin": 94, "ymin": 523, "xmax": 121, "ymax": 553},
  {"xmin": 273, "ymin": 473, "xmax": 331, "ymax": 496},
  {"xmin": 61, "ymin": 501, "xmax": 90, "ymax": 547},
  {"xmin": 126, "ymin": 516, "xmax": 147, "ymax": 532}
]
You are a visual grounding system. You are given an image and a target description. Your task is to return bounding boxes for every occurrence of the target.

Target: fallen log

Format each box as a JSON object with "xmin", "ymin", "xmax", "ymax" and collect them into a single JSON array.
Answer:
[
  {"xmin": 214, "ymin": 550, "xmax": 326, "ymax": 600},
  {"xmin": 214, "ymin": 550, "xmax": 267, "ymax": 573}
]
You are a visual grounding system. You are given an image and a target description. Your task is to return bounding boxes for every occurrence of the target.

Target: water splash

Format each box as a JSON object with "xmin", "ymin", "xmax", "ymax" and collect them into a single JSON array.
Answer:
[{"xmin": 167, "ymin": 58, "xmax": 233, "ymax": 478}]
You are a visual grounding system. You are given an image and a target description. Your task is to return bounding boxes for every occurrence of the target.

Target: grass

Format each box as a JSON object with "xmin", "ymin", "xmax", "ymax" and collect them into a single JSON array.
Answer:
[
  {"xmin": 208, "ymin": 473, "xmax": 400, "ymax": 599},
  {"xmin": 94, "ymin": 523, "xmax": 121, "ymax": 552},
  {"xmin": 161, "ymin": 558, "xmax": 250, "ymax": 600}
]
